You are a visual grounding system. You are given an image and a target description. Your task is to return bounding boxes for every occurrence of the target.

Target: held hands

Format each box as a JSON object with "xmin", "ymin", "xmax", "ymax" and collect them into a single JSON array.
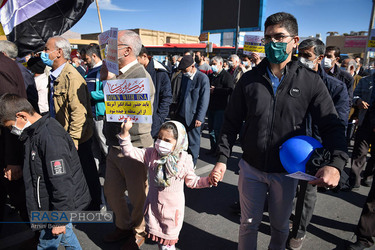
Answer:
[
  {"xmin": 209, "ymin": 162, "xmax": 227, "ymax": 186},
  {"xmin": 209, "ymin": 171, "xmax": 222, "ymax": 186},
  {"xmin": 52, "ymin": 225, "xmax": 66, "ymax": 236},
  {"xmin": 308, "ymin": 165, "xmax": 340, "ymax": 189},
  {"xmin": 4, "ymin": 165, "xmax": 22, "ymax": 181},
  {"xmin": 120, "ymin": 118, "xmax": 133, "ymax": 138}
]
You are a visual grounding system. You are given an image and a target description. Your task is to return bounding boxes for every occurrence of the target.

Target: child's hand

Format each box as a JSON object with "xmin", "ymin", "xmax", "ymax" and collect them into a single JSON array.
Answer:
[
  {"xmin": 209, "ymin": 171, "xmax": 222, "ymax": 186},
  {"xmin": 119, "ymin": 118, "xmax": 133, "ymax": 138},
  {"xmin": 209, "ymin": 162, "xmax": 227, "ymax": 186}
]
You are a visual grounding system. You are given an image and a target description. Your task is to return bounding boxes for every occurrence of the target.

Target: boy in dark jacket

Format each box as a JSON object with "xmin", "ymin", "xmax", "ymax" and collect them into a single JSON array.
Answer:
[{"xmin": 0, "ymin": 93, "xmax": 90, "ymax": 249}]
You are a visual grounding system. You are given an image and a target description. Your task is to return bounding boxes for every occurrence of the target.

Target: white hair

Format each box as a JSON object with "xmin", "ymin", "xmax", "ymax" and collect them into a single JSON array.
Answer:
[
  {"xmin": 348, "ymin": 59, "xmax": 358, "ymax": 70},
  {"xmin": 51, "ymin": 36, "xmax": 71, "ymax": 60},
  {"xmin": 0, "ymin": 40, "xmax": 18, "ymax": 59},
  {"xmin": 229, "ymin": 54, "xmax": 240, "ymax": 63},
  {"xmin": 212, "ymin": 56, "xmax": 223, "ymax": 65},
  {"xmin": 119, "ymin": 30, "xmax": 142, "ymax": 57}
]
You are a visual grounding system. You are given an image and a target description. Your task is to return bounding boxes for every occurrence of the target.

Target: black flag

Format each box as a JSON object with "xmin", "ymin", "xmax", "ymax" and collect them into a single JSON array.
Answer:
[{"xmin": 1, "ymin": 0, "xmax": 93, "ymax": 57}]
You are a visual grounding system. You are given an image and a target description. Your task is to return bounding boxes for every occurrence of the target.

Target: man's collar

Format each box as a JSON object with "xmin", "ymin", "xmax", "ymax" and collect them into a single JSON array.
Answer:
[
  {"xmin": 213, "ymin": 68, "xmax": 223, "ymax": 76},
  {"xmin": 119, "ymin": 59, "xmax": 138, "ymax": 75},
  {"xmin": 50, "ymin": 63, "xmax": 66, "ymax": 79},
  {"xmin": 189, "ymin": 68, "xmax": 197, "ymax": 80},
  {"xmin": 93, "ymin": 60, "xmax": 102, "ymax": 68}
]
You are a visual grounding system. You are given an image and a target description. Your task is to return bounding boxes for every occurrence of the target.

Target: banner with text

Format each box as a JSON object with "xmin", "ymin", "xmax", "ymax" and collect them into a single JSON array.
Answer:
[
  {"xmin": 103, "ymin": 78, "xmax": 152, "ymax": 123},
  {"xmin": 243, "ymin": 35, "xmax": 265, "ymax": 57},
  {"xmin": 367, "ymin": 29, "xmax": 375, "ymax": 53},
  {"xmin": 98, "ymin": 27, "xmax": 119, "ymax": 75}
]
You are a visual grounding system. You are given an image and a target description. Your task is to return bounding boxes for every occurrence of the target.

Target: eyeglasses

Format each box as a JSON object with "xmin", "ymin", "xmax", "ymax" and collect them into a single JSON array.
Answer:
[
  {"xmin": 118, "ymin": 44, "xmax": 130, "ymax": 50},
  {"xmin": 261, "ymin": 35, "xmax": 294, "ymax": 44}
]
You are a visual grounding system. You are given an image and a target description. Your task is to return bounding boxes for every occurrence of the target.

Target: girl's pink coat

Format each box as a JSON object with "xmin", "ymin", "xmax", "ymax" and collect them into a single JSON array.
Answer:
[{"xmin": 119, "ymin": 135, "xmax": 210, "ymax": 241}]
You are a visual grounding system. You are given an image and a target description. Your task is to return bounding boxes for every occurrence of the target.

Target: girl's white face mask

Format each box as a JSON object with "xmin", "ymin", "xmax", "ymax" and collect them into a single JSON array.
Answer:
[{"xmin": 155, "ymin": 139, "xmax": 174, "ymax": 156}]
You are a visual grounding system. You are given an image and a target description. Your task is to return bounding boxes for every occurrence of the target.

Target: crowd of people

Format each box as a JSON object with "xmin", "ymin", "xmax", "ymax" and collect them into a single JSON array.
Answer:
[{"xmin": 0, "ymin": 11, "xmax": 374, "ymax": 250}]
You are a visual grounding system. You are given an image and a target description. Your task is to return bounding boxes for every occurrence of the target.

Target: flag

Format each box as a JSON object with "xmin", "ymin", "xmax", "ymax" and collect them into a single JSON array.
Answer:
[{"xmin": 0, "ymin": 0, "xmax": 93, "ymax": 57}]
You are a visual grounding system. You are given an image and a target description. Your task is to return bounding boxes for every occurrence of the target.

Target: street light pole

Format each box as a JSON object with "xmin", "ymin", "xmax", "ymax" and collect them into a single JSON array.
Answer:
[
  {"xmin": 364, "ymin": 0, "xmax": 375, "ymax": 67},
  {"xmin": 234, "ymin": 0, "xmax": 241, "ymax": 55}
]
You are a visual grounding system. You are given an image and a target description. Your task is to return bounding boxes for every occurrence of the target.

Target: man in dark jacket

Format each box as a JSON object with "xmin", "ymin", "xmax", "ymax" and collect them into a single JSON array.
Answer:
[
  {"xmin": 288, "ymin": 38, "xmax": 350, "ymax": 249},
  {"xmin": 323, "ymin": 46, "xmax": 354, "ymax": 108},
  {"xmin": 346, "ymin": 99, "xmax": 375, "ymax": 249},
  {"xmin": 207, "ymin": 55, "xmax": 234, "ymax": 154},
  {"xmin": 137, "ymin": 46, "xmax": 172, "ymax": 138},
  {"xmin": 209, "ymin": 12, "xmax": 348, "ymax": 249},
  {"xmin": 0, "ymin": 93, "xmax": 90, "ymax": 249},
  {"xmin": 0, "ymin": 41, "xmax": 39, "ymax": 113},
  {"xmin": 174, "ymin": 55, "xmax": 210, "ymax": 165},
  {"xmin": 0, "ymin": 52, "xmax": 29, "ymax": 236}
]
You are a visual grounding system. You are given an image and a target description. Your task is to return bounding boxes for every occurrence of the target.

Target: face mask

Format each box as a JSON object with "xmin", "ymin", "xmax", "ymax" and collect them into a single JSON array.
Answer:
[
  {"xmin": 299, "ymin": 57, "xmax": 316, "ymax": 70},
  {"xmin": 211, "ymin": 65, "xmax": 219, "ymax": 73},
  {"xmin": 322, "ymin": 57, "xmax": 333, "ymax": 69},
  {"xmin": 183, "ymin": 68, "xmax": 194, "ymax": 78},
  {"xmin": 243, "ymin": 61, "xmax": 249, "ymax": 67},
  {"xmin": 265, "ymin": 41, "xmax": 290, "ymax": 64},
  {"xmin": 117, "ymin": 55, "xmax": 125, "ymax": 64},
  {"xmin": 155, "ymin": 139, "xmax": 174, "ymax": 156},
  {"xmin": 340, "ymin": 66, "xmax": 349, "ymax": 72},
  {"xmin": 40, "ymin": 51, "xmax": 56, "ymax": 67},
  {"xmin": 11, "ymin": 119, "xmax": 31, "ymax": 136},
  {"xmin": 175, "ymin": 61, "xmax": 179, "ymax": 67},
  {"xmin": 183, "ymin": 72, "xmax": 193, "ymax": 78},
  {"xmin": 228, "ymin": 61, "xmax": 234, "ymax": 68}
]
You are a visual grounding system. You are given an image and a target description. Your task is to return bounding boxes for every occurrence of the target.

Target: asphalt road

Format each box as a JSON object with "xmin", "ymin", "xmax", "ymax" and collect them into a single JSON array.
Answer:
[{"xmin": 1, "ymin": 129, "xmax": 374, "ymax": 250}]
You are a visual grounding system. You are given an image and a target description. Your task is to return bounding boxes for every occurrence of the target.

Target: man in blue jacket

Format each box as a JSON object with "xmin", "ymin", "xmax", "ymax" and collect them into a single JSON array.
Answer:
[
  {"xmin": 173, "ymin": 55, "xmax": 210, "ymax": 165},
  {"xmin": 323, "ymin": 46, "xmax": 354, "ymax": 108},
  {"xmin": 81, "ymin": 44, "xmax": 108, "ymax": 179},
  {"xmin": 137, "ymin": 46, "xmax": 172, "ymax": 138},
  {"xmin": 288, "ymin": 38, "xmax": 350, "ymax": 249}
]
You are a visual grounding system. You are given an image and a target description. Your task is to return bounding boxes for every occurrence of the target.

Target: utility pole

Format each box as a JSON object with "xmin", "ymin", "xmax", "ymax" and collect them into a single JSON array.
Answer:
[
  {"xmin": 95, "ymin": 0, "xmax": 104, "ymax": 33},
  {"xmin": 234, "ymin": 0, "xmax": 241, "ymax": 54},
  {"xmin": 364, "ymin": 0, "xmax": 375, "ymax": 67}
]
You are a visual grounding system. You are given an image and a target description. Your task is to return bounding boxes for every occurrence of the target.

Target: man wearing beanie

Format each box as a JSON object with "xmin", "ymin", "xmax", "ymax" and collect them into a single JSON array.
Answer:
[{"xmin": 172, "ymin": 54, "xmax": 210, "ymax": 165}]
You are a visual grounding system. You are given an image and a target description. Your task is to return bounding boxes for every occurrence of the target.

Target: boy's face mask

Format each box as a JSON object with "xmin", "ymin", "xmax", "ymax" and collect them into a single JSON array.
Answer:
[{"xmin": 11, "ymin": 118, "xmax": 31, "ymax": 136}]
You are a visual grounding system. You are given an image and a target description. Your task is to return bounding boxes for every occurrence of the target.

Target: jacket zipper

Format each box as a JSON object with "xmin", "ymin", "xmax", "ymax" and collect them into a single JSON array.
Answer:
[
  {"xmin": 263, "ymin": 70, "xmax": 289, "ymax": 168},
  {"xmin": 37, "ymin": 176, "xmax": 41, "ymax": 209}
]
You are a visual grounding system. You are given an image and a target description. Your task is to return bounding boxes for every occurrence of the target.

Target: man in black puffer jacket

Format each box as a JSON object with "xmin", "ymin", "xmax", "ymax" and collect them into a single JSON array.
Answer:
[
  {"xmin": 0, "ymin": 94, "xmax": 90, "ymax": 249},
  {"xmin": 209, "ymin": 12, "xmax": 348, "ymax": 250}
]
